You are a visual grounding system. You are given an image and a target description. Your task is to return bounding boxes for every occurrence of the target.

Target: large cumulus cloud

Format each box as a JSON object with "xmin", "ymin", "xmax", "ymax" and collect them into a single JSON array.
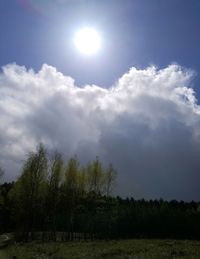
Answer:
[{"xmin": 0, "ymin": 63, "xmax": 200, "ymax": 200}]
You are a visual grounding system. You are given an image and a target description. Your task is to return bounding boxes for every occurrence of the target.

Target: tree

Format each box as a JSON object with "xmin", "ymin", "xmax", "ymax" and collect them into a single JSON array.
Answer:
[
  {"xmin": 0, "ymin": 166, "xmax": 4, "ymax": 183},
  {"xmin": 11, "ymin": 144, "xmax": 48, "ymax": 240},
  {"xmin": 86, "ymin": 157, "xmax": 104, "ymax": 195},
  {"xmin": 0, "ymin": 182, "xmax": 14, "ymax": 233},
  {"xmin": 46, "ymin": 151, "xmax": 63, "ymax": 239},
  {"xmin": 62, "ymin": 156, "xmax": 80, "ymax": 239},
  {"xmin": 104, "ymin": 164, "xmax": 117, "ymax": 197},
  {"xmin": 77, "ymin": 166, "xmax": 87, "ymax": 196},
  {"xmin": 65, "ymin": 156, "xmax": 79, "ymax": 194}
]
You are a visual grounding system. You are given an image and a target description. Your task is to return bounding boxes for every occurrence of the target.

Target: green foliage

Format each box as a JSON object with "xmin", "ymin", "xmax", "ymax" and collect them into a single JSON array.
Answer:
[
  {"xmin": 104, "ymin": 163, "xmax": 117, "ymax": 196},
  {"xmin": 64, "ymin": 156, "xmax": 80, "ymax": 194},
  {"xmin": 46, "ymin": 152, "xmax": 64, "ymax": 234},
  {"xmin": 5, "ymin": 144, "xmax": 117, "ymax": 240},
  {"xmin": 10, "ymin": 144, "xmax": 48, "ymax": 236}
]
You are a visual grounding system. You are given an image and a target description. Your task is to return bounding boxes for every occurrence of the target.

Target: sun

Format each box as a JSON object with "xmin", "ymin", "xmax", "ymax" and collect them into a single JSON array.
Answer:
[{"xmin": 74, "ymin": 27, "xmax": 101, "ymax": 56}]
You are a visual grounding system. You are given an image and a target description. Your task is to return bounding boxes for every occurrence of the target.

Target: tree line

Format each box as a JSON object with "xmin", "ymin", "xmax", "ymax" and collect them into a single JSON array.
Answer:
[
  {"xmin": 0, "ymin": 144, "xmax": 200, "ymax": 241},
  {"xmin": 0, "ymin": 144, "xmax": 116, "ymax": 241}
]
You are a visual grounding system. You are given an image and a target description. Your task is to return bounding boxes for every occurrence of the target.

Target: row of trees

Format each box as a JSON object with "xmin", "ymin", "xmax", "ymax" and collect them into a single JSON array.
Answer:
[
  {"xmin": 1, "ymin": 145, "xmax": 200, "ymax": 241},
  {"xmin": 0, "ymin": 144, "xmax": 117, "ymax": 240}
]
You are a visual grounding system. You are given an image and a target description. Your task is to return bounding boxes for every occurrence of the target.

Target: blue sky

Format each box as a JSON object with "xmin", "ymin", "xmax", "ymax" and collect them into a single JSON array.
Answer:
[
  {"xmin": 1, "ymin": 0, "xmax": 200, "ymax": 200},
  {"xmin": 1, "ymin": 0, "xmax": 200, "ymax": 88}
]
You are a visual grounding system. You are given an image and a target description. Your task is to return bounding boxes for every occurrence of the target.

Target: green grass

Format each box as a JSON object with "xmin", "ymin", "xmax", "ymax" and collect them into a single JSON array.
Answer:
[{"xmin": 1, "ymin": 239, "xmax": 200, "ymax": 259}]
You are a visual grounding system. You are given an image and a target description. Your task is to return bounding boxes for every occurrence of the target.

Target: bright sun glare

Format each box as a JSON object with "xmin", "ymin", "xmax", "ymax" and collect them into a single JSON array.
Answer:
[{"xmin": 74, "ymin": 27, "xmax": 101, "ymax": 56}]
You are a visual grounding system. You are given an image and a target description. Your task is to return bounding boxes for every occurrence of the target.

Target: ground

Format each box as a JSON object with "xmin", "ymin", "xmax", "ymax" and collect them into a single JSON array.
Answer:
[{"xmin": 1, "ymin": 239, "xmax": 200, "ymax": 258}]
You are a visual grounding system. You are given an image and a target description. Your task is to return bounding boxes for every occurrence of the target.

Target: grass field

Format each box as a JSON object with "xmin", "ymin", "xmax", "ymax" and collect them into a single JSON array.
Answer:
[{"xmin": 1, "ymin": 239, "xmax": 200, "ymax": 259}]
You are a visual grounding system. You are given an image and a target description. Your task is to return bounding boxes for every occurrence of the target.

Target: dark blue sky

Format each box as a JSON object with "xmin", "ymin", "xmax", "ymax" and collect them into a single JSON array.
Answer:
[{"xmin": 1, "ymin": 0, "xmax": 200, "ymax": 90}]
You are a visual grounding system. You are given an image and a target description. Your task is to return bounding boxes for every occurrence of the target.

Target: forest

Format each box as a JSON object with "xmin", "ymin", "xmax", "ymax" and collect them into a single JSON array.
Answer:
[{"xmin": 0, "ymin": 144, "xmax": 200, "ymax": 241}]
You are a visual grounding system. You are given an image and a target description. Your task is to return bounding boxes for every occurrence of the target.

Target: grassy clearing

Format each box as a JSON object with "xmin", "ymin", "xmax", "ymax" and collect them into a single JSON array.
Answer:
[{"xmin": 1, "ymin": 239, "xmax": 200, "ymax": 259}]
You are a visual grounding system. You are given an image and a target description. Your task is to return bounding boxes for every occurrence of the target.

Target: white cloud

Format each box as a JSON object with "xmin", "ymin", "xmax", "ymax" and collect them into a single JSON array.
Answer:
[{"xmin": 0, "ymin": 63, "xmax": 200, "ymax": 200}]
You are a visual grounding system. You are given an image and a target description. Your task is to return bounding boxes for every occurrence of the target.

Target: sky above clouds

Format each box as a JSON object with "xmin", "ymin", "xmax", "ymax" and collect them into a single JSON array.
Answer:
[
  {"xmin": 1, "ymin": 0, "xmax": 200, "ymax": 87},
  {"xmin": 1, "ymin": 0, "xmax": 200, "ymax": 200}
]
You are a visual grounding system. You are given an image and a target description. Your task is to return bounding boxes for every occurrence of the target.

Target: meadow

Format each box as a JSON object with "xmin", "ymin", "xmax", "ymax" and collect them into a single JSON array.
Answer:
[{"xmin": 1, "ymin": 239, "xmax": 200, "ymax": 259}]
